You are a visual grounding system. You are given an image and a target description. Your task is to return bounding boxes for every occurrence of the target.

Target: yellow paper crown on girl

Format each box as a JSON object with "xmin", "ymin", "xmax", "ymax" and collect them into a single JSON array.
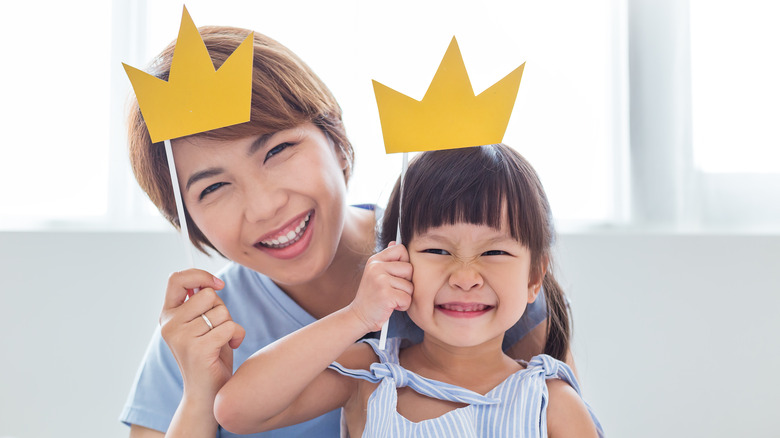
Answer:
[
  {"xmin": 122, "ymin": 6, "xmax": 254, "ymax": 142},
  {"xmin": 372, "ymin": 37, "xmax": 525, "ymax": 153}
]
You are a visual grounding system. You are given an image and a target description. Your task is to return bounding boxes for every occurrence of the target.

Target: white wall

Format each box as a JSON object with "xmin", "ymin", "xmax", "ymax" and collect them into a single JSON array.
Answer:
[{"xmin": 1, "ymin": 231, "xmax": 778, "ymax": 437}]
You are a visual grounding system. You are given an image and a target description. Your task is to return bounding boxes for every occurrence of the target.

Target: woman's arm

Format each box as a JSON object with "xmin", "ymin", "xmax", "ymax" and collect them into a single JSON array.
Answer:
[
  {"xmin": 127, "ymin": 269, "xmax": 246, "ymax": 438},
  {"xmin": 129, "ymin": 425, "xmax": 163, "ymax": 438},
  {"xmin": 214, "ymin": 243, "xmax": 413, "ymax": 434}
]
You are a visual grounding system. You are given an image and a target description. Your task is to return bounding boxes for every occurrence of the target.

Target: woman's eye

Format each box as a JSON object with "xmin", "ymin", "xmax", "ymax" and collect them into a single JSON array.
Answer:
[
  {"xmin": 199, "ymin": 182, "xmax": 227, "ymax": 200},
  {"xmin": 483, "ymin": 250, "xmax": 509, "ymax": 256},
  {"xmin": 423, "ymin": 248, "xmax": 450, "ymax": 256},
  {"xmin": 264, "ymin": 142, "xmax": 295, "ymax": 163}
]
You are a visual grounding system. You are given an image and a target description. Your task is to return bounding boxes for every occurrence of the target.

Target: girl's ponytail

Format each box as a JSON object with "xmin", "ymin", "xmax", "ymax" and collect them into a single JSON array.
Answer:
[{"xmin": 541, "ymin": 269, "xmax": 571, "ymax": 361}]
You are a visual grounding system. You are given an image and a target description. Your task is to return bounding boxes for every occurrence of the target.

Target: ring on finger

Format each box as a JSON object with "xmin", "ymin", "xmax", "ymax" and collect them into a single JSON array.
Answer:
[{"xmin": 201, "ymin": 313, "xmax": 214, "ymax": 331}]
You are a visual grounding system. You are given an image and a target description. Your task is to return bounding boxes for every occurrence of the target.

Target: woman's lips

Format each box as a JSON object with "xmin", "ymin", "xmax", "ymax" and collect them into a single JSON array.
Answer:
[
  {"xmin": 254, "ymin": 210, "xmax": 315, "ymax": 260},
  {"xmin": 257, "ymin": 211, "xmax": 311, "ymax": 249}
]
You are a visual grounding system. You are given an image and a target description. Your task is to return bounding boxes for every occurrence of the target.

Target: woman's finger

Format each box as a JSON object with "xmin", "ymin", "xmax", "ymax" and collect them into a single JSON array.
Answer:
[
  {"xmin": 190, "ymin": 302, "xmax": 232, "ymax": 336},
  {"xmin": 163, "ymin": 269, "xmax": 225, "ymax": 311}
]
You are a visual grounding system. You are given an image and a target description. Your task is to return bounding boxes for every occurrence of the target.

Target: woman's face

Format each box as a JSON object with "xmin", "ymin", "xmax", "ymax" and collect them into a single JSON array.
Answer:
[
  {"xmin": 172, "ymin": 122, "xmax": 349, "ymax": 286},
  {"xmin": 406, "ymin": 221, "xmax": 541, "ymax": 349}
]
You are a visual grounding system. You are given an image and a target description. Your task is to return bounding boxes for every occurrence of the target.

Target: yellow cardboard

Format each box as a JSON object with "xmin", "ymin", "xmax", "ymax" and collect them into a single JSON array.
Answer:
[
  {"xmin": 123, "ymin": 6, "xmax": 253, "ymax": 143},
  {"xmin": 373, "ymin": 37, "xmax": 524, "ymax": 154}
]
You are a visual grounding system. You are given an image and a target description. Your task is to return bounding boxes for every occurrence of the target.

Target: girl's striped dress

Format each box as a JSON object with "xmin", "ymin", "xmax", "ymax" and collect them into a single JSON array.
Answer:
[{"xmin": 328, "ymin": 338, "xmax": 604, "ymax": 438}]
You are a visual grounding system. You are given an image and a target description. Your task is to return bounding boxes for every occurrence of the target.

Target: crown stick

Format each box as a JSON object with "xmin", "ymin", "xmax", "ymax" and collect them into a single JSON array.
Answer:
[
  {"xmin": 123, "ymin": 6, "xmax": 253, "ymax": 291},
  {"xmin": 164, "ymin": 139, "xmax": 195, "ymax": 268},
  {"xmin": 378, "ymin": 151, "xmax": 408, "ymax": 350}
]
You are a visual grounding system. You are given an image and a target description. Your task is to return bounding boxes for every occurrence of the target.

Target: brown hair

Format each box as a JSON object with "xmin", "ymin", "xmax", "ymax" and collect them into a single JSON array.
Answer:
[
  {"xmin": 380, "ymin": 144, "xmax": 571, "ymax": 360},
  {"xmin": 127, "ymin": 26, "xmax": 353, "ymax": 253}
]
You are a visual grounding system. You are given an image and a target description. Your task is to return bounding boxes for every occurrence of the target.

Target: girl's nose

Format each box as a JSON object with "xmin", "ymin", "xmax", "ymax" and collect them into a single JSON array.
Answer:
[{"xmin": 448, "ymin": 264, "xmax": 484, "ymax": 291}]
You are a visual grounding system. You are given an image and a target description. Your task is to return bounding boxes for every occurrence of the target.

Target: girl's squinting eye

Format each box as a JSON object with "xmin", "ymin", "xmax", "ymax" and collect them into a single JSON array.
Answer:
[
  {"xmin": 483, "ymin": 250, "xmax": 510, "ymax": 256},
  {"xmin": 199, "ymin": 182, "xmax": 227, "ymax": 200},
  {"xmin": 264, "ymin": 142, "xmax": 296, "ymax": 163},
  {"xmin": 423, "ymin": 248, "xmax": 450, "ymax": 256}
]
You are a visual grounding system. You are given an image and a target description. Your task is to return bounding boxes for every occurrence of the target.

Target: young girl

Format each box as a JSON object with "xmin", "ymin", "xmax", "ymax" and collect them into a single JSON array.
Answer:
[
  {"xmin": 215, "ymin": 144, "xmax": 603, "ymax": 437},
  {"xmin": 121, "ymin": 24, "xmax": 559, "ymax": 438}
]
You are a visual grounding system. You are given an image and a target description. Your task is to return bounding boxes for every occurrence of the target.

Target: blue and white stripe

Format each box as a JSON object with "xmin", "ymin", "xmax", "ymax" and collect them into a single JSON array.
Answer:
[{"xmin": 328, "ymin": 338, "xmax": 604, "ymax": 437}]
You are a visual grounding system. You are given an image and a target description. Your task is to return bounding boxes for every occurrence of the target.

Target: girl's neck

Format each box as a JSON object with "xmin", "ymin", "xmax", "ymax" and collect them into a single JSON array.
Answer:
[
  {"xmin": 401, "ymin": 334, "xmax": 521, "ymax": 395},
  {"xmin": 280, "ymin": 206, "xmax": 376, "ymax": 319}
]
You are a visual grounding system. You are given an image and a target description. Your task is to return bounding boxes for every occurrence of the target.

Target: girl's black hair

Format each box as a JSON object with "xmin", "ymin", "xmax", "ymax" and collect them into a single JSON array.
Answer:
[{"xmin": 379, "ymin": 144, "xmax": 570, "ymax": 360}]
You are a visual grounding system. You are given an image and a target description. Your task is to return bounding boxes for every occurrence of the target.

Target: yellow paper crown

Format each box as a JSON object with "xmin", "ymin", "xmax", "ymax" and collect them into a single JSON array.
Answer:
[
  {"xmin": 373, "ymin": 37, "xmax": 525, "ymax": 154},
  {"xmin": 122, "ymin": 6, "xmax": 253, "ymax": 143}
]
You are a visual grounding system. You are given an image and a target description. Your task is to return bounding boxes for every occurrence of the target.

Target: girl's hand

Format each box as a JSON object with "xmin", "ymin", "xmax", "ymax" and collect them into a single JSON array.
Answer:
[
  {"xmin": 348, "ymin": 242, "xmax": 414, "ymax": 332},
  {"xmin": 159, "ymin": 269, "xmax": 246, "ymax": 400}
]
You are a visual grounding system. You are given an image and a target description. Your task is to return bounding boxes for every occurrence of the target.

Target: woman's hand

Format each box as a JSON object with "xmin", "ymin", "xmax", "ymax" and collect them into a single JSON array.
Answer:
[
  {"xmin": 348, "ymin": 242, "xmax": 414, "ymax": 333},
  {"xmin": 160, "ymin": 269, "xmax": 246, "ymax": 400}
]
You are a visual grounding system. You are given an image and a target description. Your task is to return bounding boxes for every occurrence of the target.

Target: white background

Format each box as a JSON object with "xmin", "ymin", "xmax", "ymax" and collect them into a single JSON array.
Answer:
[{"xmin": 1, "ymin": 0, "xmax": 779, "ymax": 437}]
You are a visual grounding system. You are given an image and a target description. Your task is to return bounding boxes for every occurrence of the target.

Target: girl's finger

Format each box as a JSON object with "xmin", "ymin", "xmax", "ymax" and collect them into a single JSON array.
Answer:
[{"xmin": 374, "ymin": 242, "xmax": 410, "ymax": 263}]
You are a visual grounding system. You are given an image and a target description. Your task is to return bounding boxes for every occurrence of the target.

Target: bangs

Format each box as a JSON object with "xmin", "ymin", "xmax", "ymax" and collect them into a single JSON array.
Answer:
[{"xmin": 398, "ymin": 145, "xmax": 548, "ymax": 254}]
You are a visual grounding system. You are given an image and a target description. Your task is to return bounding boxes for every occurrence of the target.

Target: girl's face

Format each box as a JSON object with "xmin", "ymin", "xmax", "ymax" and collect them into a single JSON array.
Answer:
[
  {"xmin": 407, "ymin": 221, "xmax": 541, "ymax": 349},
  {"xmin": 172, "ymin": 122, "xmax": 349, "ymax": 286}
]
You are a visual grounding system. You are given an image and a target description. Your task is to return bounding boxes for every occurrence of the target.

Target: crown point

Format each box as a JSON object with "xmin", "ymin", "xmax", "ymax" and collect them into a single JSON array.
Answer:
[
  {"xmin": 373, "ymin": 37, "xmax": 524, "ymax": 154},
  {"xmin": 124, "ymin": 7, "xmax": 254, "ymax": 143}
]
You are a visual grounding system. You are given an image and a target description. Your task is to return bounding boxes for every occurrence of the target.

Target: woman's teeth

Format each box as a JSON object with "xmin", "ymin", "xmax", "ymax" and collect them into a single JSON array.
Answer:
[{"xmin": 259, "ymin": 213, "xmax": 310, "ymax": 249}]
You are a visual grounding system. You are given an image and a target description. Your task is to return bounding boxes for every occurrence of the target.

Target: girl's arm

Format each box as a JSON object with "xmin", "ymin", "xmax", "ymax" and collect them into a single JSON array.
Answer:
[{"xmin": 214, "ymin": 243, "xmax": 413, "ymax": 434}]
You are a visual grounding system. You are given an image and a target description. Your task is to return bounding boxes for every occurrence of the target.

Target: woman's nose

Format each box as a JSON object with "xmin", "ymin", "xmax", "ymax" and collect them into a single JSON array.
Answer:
[
  {"xmin": 448, "ymin": 263, "xmax": 484, "ymax": 291},
  {"xmin": 243, "ymin": 181, "xmax": 287, "ymax": 223}
]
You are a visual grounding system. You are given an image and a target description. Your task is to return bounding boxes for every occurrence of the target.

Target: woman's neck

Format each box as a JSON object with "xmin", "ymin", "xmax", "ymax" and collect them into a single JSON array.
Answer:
[
  {"xmin": 401, "ymin": 335, "xmax": 521, "ymax": 395},
  {"xmin": 280, "ymin": 206, "xmax": 376, "ymax": 319}
]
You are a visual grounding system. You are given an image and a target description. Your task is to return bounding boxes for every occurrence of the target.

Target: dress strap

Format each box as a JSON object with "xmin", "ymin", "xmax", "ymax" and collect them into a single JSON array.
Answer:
[
  {"xmin": 370, "ymin": 361, "xmax": 499, "ymax": 406},
  {"xmin": 329, "ymin": 338, "xmax": 499, "ymax": 406}
]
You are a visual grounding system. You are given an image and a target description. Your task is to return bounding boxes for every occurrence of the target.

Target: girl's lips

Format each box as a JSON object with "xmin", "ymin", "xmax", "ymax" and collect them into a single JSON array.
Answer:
[
  {"xmin": 254, "ymin": 211, "xmax": 315, "ymax": 260},
  {"xmin": 435, "ymin": 302, "xmax": 494, "ymax": 318}
]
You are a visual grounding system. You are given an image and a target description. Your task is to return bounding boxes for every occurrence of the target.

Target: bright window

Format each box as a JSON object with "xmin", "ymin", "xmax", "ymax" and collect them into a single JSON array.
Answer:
[
  {"xmin": 2, "ymin": 1, "xmax": 624, "ymax": 230},
  {"xmin": 1, "ymin": 1, "xmax": 111, "ymax": 227},
  {"xmin": 690, "ymin": 0, "xmax": 780, "ymax": 173}
]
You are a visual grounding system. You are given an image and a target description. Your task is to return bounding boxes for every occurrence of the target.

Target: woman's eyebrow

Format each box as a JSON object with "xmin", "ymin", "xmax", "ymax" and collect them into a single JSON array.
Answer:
[
  {"xmin": 185, "ymin": 168, "xmax": 223, "ymax": 191},
  {"xmin": 247, "ymin": 133, "xmax": 274, "ymax": 157}
]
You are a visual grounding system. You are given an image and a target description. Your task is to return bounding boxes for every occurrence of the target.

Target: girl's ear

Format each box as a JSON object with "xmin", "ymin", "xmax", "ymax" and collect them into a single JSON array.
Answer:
[{"xmin": 527, "ymin": 256, "xmax": 548, "ymax": 303}]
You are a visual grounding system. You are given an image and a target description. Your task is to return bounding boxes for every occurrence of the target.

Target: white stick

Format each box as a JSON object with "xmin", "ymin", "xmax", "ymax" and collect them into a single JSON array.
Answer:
[
  {"xmin": 164, "ymin": 139, "xmax": 196, "ymax": 269},
  {"xmin": 378, "ymin": 152, "xmax": 408, "ymax": 350}
]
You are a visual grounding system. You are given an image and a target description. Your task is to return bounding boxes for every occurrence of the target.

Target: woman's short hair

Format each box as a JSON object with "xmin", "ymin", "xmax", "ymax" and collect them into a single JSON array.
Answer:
[{"xmin": 127, "ymin": 26, "xmax": 353, "ymax": 253}]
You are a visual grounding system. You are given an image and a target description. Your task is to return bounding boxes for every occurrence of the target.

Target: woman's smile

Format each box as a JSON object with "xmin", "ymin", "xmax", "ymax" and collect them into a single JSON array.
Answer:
[
  {"xmin": 257, "ymin": 211, "xmax": 312, "ymax": 248},
  {"xmin": 254, "ymin": 210, "xmax": 316, "ymax": 260}
]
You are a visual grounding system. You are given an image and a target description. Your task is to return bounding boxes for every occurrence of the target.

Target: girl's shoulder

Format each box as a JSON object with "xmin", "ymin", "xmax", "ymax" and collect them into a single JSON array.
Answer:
[
  {"xmin": 336, "ymin": 341, "xmax": 381, "ymax": 372},
  {"xmin": 545, "ymin": 379, "xmax": 602, "ymax": 437}
]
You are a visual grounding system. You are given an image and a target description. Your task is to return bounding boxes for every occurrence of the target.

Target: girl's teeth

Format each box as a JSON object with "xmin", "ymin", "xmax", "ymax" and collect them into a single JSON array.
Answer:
[
  {"xmin": 278, "ymin": 235, "xmax": 289, "ymax": 244},
  {"xmin": 286, "ymin": 230, "xmax": 297, "ymax": 240}
]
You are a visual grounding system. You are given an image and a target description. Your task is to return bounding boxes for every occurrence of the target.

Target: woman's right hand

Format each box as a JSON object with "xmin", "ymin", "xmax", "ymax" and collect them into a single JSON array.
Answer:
[
  {"xmin": 348, "ymin": 242, "xmax": 414, "ymax": 333},
  {"xmin": 160, "ymin": 269, "xmax": 246, "ymax": 400}
]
